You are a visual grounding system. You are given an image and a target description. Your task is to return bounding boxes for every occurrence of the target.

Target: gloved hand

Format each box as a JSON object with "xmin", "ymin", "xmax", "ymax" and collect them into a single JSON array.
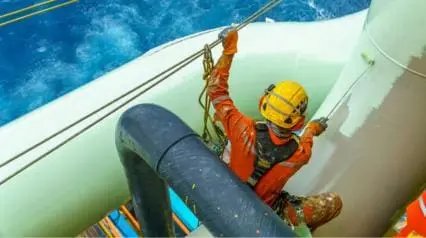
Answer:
[
  {"xmin": 218, "ymin": 27, "xmax": 238, "ymax": 55},
  {"xmin": 306, "ymin": 117, "xmax": 328, "ymax": 136}
]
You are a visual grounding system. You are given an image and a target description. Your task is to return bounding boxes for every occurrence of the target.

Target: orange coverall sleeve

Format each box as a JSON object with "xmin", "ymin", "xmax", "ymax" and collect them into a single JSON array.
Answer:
[
  {"xmin": 296, "ymin": 124, "xmax": 318, "ymax": 161},
  {"xmin": 206, "ymin": 54, "xmax": 252, "ymax": 142}
]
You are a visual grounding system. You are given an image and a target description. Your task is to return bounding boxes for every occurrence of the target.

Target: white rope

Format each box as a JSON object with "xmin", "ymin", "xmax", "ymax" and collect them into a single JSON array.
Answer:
[{"xmin": 365, "ymin": 26, "xmax": 426, "ymax": 79}]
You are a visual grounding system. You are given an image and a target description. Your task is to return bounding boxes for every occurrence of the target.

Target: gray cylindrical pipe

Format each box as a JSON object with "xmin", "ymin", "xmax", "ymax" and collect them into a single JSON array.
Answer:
[
  {"xmin": 116, "ymin": 103, "xmax": 296, "ymax": 237},
  {"xmin": 118, "ymin": 146, "xmax": 175, "ymax": 237}
]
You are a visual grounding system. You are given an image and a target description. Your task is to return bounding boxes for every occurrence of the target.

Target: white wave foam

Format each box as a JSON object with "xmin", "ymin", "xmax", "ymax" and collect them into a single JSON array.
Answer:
[
  {"xmin": 307, "ymin": 0, "xmax": 333, "ymax": 20},
  {"xmin": 14, "ymin": 2, "xmax": 144, "ymax": 117}
]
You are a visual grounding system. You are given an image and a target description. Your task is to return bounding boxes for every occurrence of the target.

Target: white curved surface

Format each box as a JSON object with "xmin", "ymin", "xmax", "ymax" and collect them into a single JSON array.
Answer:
[
  {"xmin": 285, "ymin": 0, "xmax": 426, "ymax": 236},
  {"xmin": 0, "ymin": 11, "xmax": 366, "ymax": 236}
]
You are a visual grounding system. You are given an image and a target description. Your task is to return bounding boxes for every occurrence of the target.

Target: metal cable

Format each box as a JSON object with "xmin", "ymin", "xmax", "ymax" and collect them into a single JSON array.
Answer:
[
  {"xmin": 0, "ymin": 0, "xmax": 56, "ymax": 19},
  {"xmin": 0, "ymin": 0, "xmax": 284, "ymax": 185},
  {"xmin": 0, "ymin": 0, "xmax": 78, "ymax": 28}
]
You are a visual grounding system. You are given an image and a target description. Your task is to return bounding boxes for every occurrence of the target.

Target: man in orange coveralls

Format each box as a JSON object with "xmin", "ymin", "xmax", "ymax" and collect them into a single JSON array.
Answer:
[{"xmin": 206, "ymin": 27, "xmax": 342, "ymax": 231}]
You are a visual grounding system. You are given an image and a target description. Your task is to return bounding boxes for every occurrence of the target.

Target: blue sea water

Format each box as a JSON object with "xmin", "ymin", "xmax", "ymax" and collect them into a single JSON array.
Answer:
[{"xmin": 0, "ymin": 0, "xmax": 371, "ymax": 126}]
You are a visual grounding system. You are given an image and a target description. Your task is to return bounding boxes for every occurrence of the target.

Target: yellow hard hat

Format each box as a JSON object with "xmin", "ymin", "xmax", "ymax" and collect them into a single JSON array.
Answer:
[{"xmin": 259, "ymin": 80, "xmax": 308, "ymax": 129}]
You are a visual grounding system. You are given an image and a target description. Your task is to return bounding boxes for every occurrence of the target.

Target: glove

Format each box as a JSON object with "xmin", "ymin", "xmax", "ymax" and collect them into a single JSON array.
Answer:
[
  {"xmin": 306, "ymin": 117, "xmax": 328, "ymax": 136},
  {"xmin": 218, "ymin": 27, "xmax": 238, "ymax": 55}
]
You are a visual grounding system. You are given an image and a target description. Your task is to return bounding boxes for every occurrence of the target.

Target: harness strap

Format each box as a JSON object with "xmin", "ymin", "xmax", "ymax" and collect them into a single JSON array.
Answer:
[
  {"xmin": 247, "ymin": 157, "xmax": 272, "ymax": 187},
  {"xmin": 247, "ymin": 122, "xmax": 299, "ymax": 189}
]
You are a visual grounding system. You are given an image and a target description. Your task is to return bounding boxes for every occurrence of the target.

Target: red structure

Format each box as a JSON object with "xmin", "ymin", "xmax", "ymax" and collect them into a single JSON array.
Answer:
[{"xmin": 395, "ymin": 191, "xmax": 426, "ymax": 237}]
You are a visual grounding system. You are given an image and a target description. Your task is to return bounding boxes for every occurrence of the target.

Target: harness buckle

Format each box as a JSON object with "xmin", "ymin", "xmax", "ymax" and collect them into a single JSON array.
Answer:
[{"xmin": 257, "ymin": 158, "xmax": 272, "ymax": 169}]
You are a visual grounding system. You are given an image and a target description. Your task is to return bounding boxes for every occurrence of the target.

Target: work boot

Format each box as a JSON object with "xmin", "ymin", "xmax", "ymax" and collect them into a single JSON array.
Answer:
[{"xmin": 278, "ymin": 192, "xmax": 343, "ymax": 232}]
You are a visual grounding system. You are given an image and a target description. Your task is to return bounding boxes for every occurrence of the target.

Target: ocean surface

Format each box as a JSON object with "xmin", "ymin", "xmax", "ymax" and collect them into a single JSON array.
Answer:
[{"xmin": 0, "ymin": 0, "xmax": 371, "ymax": 126}]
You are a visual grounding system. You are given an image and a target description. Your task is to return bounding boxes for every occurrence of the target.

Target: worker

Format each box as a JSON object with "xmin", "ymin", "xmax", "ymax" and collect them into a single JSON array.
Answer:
[{"xmin": 206, "ymin": 27, "xmax": 342, "ymax": 232}]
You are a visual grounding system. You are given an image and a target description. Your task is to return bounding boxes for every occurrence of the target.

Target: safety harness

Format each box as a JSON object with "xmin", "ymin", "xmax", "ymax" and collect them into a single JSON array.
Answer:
[
  {"xmin": 246, "ymin": 121, "xmax": 307, "ymax": 229},
  {"xmin": 246, "ymin": 121, "xmax": 299, "ymax": 188}
]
